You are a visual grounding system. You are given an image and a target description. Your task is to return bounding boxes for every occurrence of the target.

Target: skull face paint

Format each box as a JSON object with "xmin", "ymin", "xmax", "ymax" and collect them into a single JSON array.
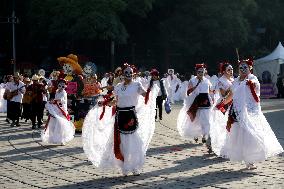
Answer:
[
  {"xmin": 196, "ymin": 68, "xmax": 205, "ymax": 77},
  {"xmin": 63, "ymin": 64, "xmax": 74, "ymax": 75},
  {"xmin": 225, "ymin": 65, "xmax": 233, "ymax": 77},
  {"xmin": 239, "ymin": 63, "xmax": 250, "ymax": 75},
  {"xmin": 58, "ymin": 81, "xmax": 66, "ymax": 90},
  {"xmin": 123, "ymin": 67, "xmax": 133, "ymax": 79}
]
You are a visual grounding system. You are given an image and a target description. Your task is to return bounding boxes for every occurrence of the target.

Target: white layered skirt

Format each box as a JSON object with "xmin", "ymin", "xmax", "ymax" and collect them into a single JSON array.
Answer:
[
  {"xmin": 177, "ymin": 92, "xmax": 213, "ymax": 139},
  {"xmin": 220, "ymin": 83, "xmax": 283, "ymax": 163},
  {"xmin": 41, "ymin": 102, "xmax": 75, "ymax": 144},
  {"xmin": 0, "ymin": 87, "xmax": 7, "ymax": 113},
  {"xmin": 82, "ymin": 86, "xmax": 158, "ymax": 173}
]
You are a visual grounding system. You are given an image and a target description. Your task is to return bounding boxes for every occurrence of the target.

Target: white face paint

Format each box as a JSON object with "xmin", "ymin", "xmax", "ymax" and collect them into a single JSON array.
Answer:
[
  {"xmin": 196, "ymin": 68, "xmax": 205, "ymax": 77},
  {"xmin": 225, "ymin": 65, "xmax": 233, "ymax": 77},
  {"xmin": 58, "ymin": 82, "xmax": 66, "ymax": 90},
  {"xmin": 123, "ymin": 67, "xmax": 133, "ymax": 79},
  {"xmin": 83, "ymin": 65, "xmax": 92, "ymax": 75},
  {"xmin": 63, "ymin": 64, "xmax": 74, "ymax": 75},
  {"xmin": 239, "ymin": 63, "xmax": 250, "ymax": 75}
]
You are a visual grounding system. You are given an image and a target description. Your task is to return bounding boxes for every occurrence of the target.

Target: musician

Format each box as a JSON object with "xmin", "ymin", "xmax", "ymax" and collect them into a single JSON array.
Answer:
[
  {"xmin": 30, "ymin": 74, "xmax": 47, "ymax": 129},
  {"xmin": 6, "ymin": 73, "xmax": 26, "ymax": 127}
]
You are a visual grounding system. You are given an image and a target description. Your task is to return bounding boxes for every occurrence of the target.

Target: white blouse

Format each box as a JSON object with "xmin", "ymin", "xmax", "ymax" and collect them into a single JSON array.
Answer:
[
  {"xmin": 114, "ymin": 81, "xmax": 145, "ymax": 108},
  {"xmin": 189, "ymin": 76, "xmax": 212, "ymax": 93},
  {"xmin": 55, "ymin": 89, "xmax": 68, "ymax": 112}
]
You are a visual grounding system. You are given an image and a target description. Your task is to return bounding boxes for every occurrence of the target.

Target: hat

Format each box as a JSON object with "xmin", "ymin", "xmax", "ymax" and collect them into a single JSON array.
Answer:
[
  {"xmin": 114, "ymin": 67, "xmax": 122, "ymax": 74},
  {"xmin": 57, "ymin": 54, "xmax": 83, "ymax": 75},
  {"xmin": 13, "ymin": 72, "xmax": 20, "ymax": 78},
  {"xmin": 31, "ymin": 74, "xmax": 39, "ymax": 81},
  {"xmin": 24, "ymin": 77, "xmax": 31, "ymax": 82},
  {"xmin": 150, "ymin": 69, "xmax": 159, "ymax": 76}
]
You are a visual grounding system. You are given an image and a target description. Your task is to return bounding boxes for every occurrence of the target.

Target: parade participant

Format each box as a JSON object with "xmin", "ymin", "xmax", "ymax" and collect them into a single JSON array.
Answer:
[
  {"xmin": 150, "ymin": 69, "xmax": 168, "ymax": 121},
  {"xmin": 30, "ymin": 74, "xmax": 47, "ymax": 129},
  {"xmin": 48, "ymin": 71, "xmax": 60, "ymax": 99},
  {"xmin": 219, "ymin": 58, "xmax": 283, "ymax": 169},
  {"xmin": 82, "ymin": 64, "xmax": 158, "ymax": 176},
  {"xmin": 57, "ymin": 54, "xmax": 84, "ymax": 130},
  {"xmin": 113, "ymin": 67, "xmax": 123, "ymax": 86},
  {"xmin": 0, "ymin": 78, "xmax": 7, "ymax": 113},
  {"xmin": 4, "ymin": 75, "xmax": 13, "ymax": 123},
  {"xmin": 21, "ymin": 77, "xmax": 33, "ymax": 122},
  {"xmin": 210, "ymin": 62, "xmax": 234, "ymax": 155},
  {"xmin": 173, "ymin": 74, "xmax": 187, "ymax": 102},
  {"xmin": 177, "ymin": 63, "xmax": 214, "ymax": 151},
  {"xmin": 5, "ymin": 73, "xmax": 26, "ymax": 127},
  {"xmin": 42, "ymin": 79, "xmax": 75, "ymax": 145},
  {"xmin": 167, "ymin": 69, "xmax": 179, "ymax": 104}
]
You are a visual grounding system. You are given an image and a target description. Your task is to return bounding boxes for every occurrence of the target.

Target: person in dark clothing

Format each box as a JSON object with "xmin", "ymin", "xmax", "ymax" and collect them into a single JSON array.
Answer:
[
  {"xmin": 30, "ymin": 74, "xmax": 47, "ymax": 129},
  {"xmin": 150, "ymin": 69, "xmax": 168, "ymax": 121}
]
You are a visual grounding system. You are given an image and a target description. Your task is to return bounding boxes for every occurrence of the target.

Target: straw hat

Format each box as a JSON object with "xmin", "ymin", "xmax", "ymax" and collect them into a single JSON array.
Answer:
[{"xmin": 57, "ymin": 54, "xmax": 83, "ymax": 75}]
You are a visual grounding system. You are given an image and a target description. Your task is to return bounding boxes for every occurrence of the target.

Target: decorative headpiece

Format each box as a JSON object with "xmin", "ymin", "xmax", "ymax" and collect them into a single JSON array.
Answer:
[
  {"xmin": 150, "ymin": 69, "xmax": 159, "ymax": 76},
  {"xmin": 195, "ymin": 63, "xmax": 206, "ymax": 70},
  {"xmin": 57, "ymin": 54, "xmax": 83, "ymax": 75}
]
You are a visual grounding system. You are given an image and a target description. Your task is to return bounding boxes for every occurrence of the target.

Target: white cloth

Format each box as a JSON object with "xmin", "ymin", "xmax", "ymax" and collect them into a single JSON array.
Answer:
[
  {"xmin": 177, "ymin": 77, "xmax": 214, "ymax": 139},
  {"xmin": 82, "ymin": 83, "xmax": 158, "ymax": 173},
  {"xmin": 0, "ymin": 83, "xmax": 7, "ymax": 113},
  {"xmin": 210, "ymin": 76, "xmax": 234, "ymax": 156},
  {"xmin": 6, "ymin": 81, "xmax": 26, "ymax": 103},
  {"xmin": 114, "ymin": 81, "xmax": 145, "ymax": 108},
  {"xmin": 220, "ymin": 74, "xmax": 283, "ymax": 163},
  {"xmin": 41, "ymin": 89, "xmax": 75, "ymax": 144},
  {"xmin": 173, "ymin": 80, "xmax": 188, "ymax": 102}
]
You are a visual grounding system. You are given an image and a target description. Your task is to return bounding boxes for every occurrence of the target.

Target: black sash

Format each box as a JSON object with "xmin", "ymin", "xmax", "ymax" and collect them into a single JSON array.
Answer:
[{"xmin": 116, "ymin": 106, "xmax": 138, "ymax": 134}]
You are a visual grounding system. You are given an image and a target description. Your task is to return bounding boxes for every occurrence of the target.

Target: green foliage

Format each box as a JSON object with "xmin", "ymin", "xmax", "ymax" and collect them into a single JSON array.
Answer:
[{"xmin": 26, "ymin": 0, "xmax": 155, "ymax": 43}]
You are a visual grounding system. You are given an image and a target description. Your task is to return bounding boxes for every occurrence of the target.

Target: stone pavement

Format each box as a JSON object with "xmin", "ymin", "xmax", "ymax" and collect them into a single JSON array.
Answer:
[{"xmin": 0, "ymin": 99, "xmax": 284, "ymax": 189}]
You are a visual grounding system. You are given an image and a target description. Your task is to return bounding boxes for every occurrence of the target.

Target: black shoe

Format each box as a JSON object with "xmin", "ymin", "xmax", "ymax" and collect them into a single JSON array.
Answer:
[
  {"xmin": 194, "ymin": 137, "xmax": 198, "ymax": 143},
  {"xmin": 10, "ymin": 122, "xmax": 15, "ymax": 127},
  {"xmin": 159, "ymin": 117, "xmax": 162, "ymax": 120},
  {"xmin": 202, "ymin": 137, "xmax": 207, "ymax": 144},
  {"xmin": 6, "ymin": 118, "xmax": 10, "ymax": 123}
]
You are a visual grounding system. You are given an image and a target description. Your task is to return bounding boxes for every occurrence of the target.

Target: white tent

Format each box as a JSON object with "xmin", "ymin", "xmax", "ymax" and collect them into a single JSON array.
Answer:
[{"xmin": 254, "ymin": 42, "xmax": 284, "ymax": 84}]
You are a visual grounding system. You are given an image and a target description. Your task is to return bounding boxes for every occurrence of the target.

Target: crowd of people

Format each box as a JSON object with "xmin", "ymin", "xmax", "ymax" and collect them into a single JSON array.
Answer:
[{"xmin": 0, "ymin": 54, "xmax": 283, "ymax": 176}]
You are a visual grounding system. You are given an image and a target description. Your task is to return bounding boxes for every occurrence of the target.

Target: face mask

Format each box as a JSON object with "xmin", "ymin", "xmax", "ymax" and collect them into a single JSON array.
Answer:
[
  {"xmin": 225, "ymin": 65, "xmax": 233, "ymax": 74},
  {"xmin": 123, "ymin": 67, "xmax": 133, "ymax": 79}
]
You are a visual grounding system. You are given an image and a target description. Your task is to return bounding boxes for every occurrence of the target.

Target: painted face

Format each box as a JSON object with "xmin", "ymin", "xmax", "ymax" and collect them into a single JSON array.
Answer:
[
  {"xmin": 58, "ymin": 82, "xmax": 66, "ymax": 90},
  {"xmin": 196, "ymin": 68, "xmax": 205, "ymax": 77},
  {"xmin": 225, "ymin": 65, "xmax": 233, "ymax": 76},
  {"xmin": 83, "ymin": 65, "xmax": 92, "ymax": 75},
  {"xmin": 63, "ymin": 64, "xmax": 74, "ymax": 75},
  {"xmin": 123, "ymin": 67, "xmax": 133, "ymax": 79},
  {"xmin": 239, "ymin": 63, "xmax": 250, "ymax": 75}
]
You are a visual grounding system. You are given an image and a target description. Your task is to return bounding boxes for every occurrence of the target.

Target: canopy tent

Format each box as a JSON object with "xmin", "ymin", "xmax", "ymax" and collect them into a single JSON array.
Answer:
[{"xmin": 254, "ymin": 42, "xmax": 284, "ymax": 98}]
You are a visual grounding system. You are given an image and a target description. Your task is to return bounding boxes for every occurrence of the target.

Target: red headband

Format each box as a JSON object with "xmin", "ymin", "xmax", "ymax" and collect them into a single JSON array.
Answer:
[
  {"xmin": 195, "ymin": 63, "xmax": 206, "ymax": 70},
  {"xmin": 150, "ymin": 69, "xmax": 159, "ymax": 76}
]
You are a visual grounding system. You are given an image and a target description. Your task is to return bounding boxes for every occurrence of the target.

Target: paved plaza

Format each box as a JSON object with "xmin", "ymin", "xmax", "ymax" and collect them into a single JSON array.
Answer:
[{"xmin": 0, "ymin": 99, "xmax": 284, "ymax": 189}]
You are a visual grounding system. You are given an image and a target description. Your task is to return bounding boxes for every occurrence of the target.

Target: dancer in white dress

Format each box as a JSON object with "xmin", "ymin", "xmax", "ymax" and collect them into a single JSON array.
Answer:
[
  {"xmin": 82, "ymin": 64, "xmax": 158, "ymax": 176},
  {"xmin": 177, "ymin": 63, "xmax": 214, "ymax": 150},
  {"xmin": 210, "ymin": 63, "xmax": 234, "ymax": 155},
  {"xmin": 220, "ymin": 59, "xmax": 283, "ymax": 169},
  {"xmin": 42, "ymin": 79, "xmax": 75, "ymax": 145},
  {"xmin": 0, "ymin": 82, "xmax": 7, "ymax": 113}
]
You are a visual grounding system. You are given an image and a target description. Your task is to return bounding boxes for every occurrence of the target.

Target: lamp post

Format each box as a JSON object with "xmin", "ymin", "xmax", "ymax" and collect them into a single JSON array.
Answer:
[{"xmin": 11, "ymin": 0, "xmax": 17, "ymax": 74}]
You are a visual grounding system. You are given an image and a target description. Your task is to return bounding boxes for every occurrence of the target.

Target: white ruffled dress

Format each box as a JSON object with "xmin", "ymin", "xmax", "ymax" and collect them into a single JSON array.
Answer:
[
  {"xmin": 41, "ymin": 90, "xmax": 75, "ymax": 144},
  {"xmin": 82, "ymin": 81, "xmax": 158, "ymax": 174},
  {"xmin": 220, "ymin": 74, "xmax": 283, "ymax": 163},
  {"xmin": 177, "ymin": 77, "xmax": 213, "ymax": 139},
  {"xmin": 210, "ymin": 76, "xmax": 233, "ymax": 156},
  {"xmin": 0, "ymin": 83, "xmax": 7, "ymax": 113}
]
